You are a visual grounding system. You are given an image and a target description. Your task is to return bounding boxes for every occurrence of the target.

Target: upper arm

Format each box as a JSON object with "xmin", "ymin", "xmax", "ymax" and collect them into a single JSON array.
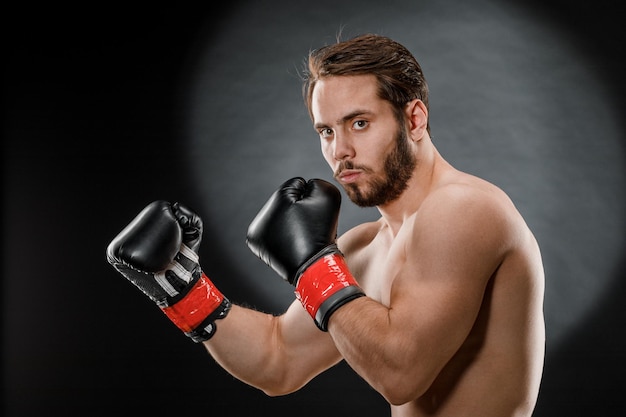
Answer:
[{"xmin": 387, "ymin": 186, "xmax": 511, "ymax": 384}]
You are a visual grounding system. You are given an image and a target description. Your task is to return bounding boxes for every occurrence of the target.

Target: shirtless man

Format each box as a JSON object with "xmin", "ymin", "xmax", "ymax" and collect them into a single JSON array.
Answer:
[{"xmin": 107, "ymin": 34, "xmax": 545, "ymax": 416}]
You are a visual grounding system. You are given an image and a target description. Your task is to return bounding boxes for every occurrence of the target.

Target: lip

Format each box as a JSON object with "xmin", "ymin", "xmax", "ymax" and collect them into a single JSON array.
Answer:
[{"xmin": 337, "ymin": 169, "xmax": 362, "ymax": 184}]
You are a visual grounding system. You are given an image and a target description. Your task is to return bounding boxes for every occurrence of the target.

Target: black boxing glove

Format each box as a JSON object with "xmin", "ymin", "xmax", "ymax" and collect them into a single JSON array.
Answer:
[
  {"xmin": 106, "ymin": 201, "xmax": 231, "ymax": 342},
  {"xmin": 246, "ymin": 177, "xmax": 364, "ymax": 331}
]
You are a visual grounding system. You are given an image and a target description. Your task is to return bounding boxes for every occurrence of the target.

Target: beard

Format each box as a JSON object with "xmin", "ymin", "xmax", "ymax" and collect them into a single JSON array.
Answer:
[{"xmin": 337, "ymin": 126, "xmax": 416, "ymax": 207}]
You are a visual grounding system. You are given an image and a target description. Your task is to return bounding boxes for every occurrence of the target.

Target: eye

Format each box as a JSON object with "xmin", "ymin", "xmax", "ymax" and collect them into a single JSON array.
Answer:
[
  {"xmin": 319, "ymin": 127, "xmax": 334, "ymax": 139},
  {"xmin": 353, "ymin": 120, "xmax": 368, "ymax": 130}
]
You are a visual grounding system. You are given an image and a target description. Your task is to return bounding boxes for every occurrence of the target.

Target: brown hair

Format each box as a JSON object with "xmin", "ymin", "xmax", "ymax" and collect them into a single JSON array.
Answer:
[{"xmin": 303, "ymin": 34, "xmax": 430, "ymax": 132}]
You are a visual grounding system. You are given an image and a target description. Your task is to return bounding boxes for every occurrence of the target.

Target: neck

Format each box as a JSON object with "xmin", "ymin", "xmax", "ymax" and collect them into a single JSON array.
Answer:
[{"xmin": 377, "ymin": 140, "xmax": 447, "ymax": 235}]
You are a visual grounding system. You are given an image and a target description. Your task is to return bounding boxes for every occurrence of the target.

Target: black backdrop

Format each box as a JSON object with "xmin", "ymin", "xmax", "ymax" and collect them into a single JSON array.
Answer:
[{"xmin": 4, "ymin": 1, "xmax": 625, "ymax": 416}]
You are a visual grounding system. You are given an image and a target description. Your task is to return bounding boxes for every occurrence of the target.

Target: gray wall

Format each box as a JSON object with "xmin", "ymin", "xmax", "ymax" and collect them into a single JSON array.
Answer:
[{"xmin": 4, "ymin": 1, "xmax": 624, "ymax": 415}]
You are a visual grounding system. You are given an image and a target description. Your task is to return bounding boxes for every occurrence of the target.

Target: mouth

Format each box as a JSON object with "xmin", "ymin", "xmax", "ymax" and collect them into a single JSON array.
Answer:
[{"xmin": 336, "ymin": 169, "xmax": 362, "ymax": 184}]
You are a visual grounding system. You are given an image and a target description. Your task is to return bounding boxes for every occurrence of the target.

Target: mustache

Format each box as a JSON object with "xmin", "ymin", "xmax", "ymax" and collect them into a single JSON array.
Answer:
[{"xmin": 334, "ymin": 161, "xmax": 373, "ymax": 178}]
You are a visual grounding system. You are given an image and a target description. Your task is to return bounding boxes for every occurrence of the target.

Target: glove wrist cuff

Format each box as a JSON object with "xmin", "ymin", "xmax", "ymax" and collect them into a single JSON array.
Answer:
[
  {"xmin": 161, "ymin": 272, "xmax": 231, "ymax": 341},
  {"xmin": 293, "ymin": 244, "xmax": 341, "ymax": 285},
  {"xmin": 185, "ymin": 297, "xmax": 232, "ymax": 342},
  {"xmin": 294, "ymin": 251, "xmax": 364, "ymax": 331}
]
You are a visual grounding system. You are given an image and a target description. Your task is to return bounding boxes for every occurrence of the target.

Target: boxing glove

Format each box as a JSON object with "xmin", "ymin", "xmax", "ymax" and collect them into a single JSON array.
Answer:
[
  {"xmin": 246, "ymin": 177, "xmax": 364, "ymax": 331},
  {"xmin": 106, "ymin": 200, "xmax": 231, "ymax": 342}
]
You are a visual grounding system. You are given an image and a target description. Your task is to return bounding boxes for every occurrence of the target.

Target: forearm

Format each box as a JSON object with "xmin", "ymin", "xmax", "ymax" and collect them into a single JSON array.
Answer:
[
  {"xmin": 203, "ymin": 304, "xmax": 287, "ymax": 394},
  {"xmin": 327, "ymin": 297, "xmax": 393, "ymax": 376},
  {"xmin": 327, "ymin": 297, "xmax": 432, "ymax": 404},
  {"xmin": 203, "ymin": 302, "xmax": 341, "ymax": 396}
]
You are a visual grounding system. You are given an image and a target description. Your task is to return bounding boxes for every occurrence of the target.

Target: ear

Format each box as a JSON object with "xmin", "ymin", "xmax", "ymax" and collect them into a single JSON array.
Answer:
[{"xmin": 405, "ymin": 99, "xmax": 428, "ymax": 141}]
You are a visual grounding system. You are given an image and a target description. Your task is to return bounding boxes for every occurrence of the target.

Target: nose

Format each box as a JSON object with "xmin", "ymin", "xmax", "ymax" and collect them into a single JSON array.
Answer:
[{"xmin": 332, "ymin": 132, "xmax": 355, "ymax": 161}]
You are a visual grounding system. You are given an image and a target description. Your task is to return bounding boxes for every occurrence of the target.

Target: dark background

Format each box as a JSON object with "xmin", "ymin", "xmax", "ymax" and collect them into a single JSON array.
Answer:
[{"xmin": 3, "ymin": 1, "xmax": 625, "ymax": 416}]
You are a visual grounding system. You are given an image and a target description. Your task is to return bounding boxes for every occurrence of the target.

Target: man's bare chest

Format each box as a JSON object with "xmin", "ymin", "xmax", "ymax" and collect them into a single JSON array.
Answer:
[{"xmin": 345, "ymin": 231, "xmax": 408, "ymax": 306}]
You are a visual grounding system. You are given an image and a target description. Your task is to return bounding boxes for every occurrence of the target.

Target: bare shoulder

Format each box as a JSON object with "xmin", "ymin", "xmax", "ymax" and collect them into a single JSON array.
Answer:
[
  {"xmin": 431, "ymin": 173, "xmax": 514, "ymax": 211},
  {"xmin": 426, "ymin": 173, "xmax": 525, "ymax": 227},
  {"xmin": 413, "ymin": 172, "xmax": 534, "ymax": 257}
]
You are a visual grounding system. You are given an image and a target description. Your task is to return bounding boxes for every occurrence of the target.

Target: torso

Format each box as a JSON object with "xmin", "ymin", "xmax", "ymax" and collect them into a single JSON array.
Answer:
[{"xmin": 337, "ymin": 171, "xmax": 545, "ymax": 417}]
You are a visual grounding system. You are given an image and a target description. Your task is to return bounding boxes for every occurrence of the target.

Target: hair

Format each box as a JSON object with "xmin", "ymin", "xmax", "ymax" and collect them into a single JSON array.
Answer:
[{"xmin": 303, "ymin": 33, "xmax": 430, "ymax": 133}]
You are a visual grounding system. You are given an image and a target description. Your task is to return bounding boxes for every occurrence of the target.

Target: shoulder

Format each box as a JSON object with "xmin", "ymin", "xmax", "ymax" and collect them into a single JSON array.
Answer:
[
  {"xmin": 412, "ymin": 175, "xmax": 526, "ymax": 254},
  {"xmin": 425, "ymin": 174, "xmax": 519, "ymax": 224}
]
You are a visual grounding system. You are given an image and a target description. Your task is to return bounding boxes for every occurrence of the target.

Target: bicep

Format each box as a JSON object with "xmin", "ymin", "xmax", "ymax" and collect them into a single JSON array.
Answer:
[{"xmin": 388, "ymin": 194, "xmax": 506, "ymax": 370}]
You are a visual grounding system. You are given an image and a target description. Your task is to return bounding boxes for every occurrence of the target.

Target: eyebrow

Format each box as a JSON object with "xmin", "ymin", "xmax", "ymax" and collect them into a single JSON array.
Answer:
[{"xmin": 314, "ymin": 109, "xmax": 372, "ymax": 130}]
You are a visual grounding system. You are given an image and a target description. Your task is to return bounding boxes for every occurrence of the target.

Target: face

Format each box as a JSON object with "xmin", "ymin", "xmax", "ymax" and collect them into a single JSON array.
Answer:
[{"xmin": 311, "ymin": 74, "xmax": 416, "ymax": 207}]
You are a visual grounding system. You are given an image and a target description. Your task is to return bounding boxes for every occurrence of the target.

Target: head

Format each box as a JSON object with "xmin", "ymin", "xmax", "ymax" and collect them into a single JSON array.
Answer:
[
  {"xmin": 303, "ymin": 34, "xmax": 429, "ymax": 207},
  {"xmin": 303, "ymin": 33, "xmax": 430, "ymax": 134}
]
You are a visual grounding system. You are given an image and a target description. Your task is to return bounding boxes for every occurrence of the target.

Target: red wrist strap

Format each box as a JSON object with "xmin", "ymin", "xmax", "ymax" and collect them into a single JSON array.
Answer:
[
  {"xmin": 161, "ymin": 272, "xmax": 225, "ymax": 332},
  {"xmin": 295, "ymin": 253, "xmax": 360, "ymax": 320}
]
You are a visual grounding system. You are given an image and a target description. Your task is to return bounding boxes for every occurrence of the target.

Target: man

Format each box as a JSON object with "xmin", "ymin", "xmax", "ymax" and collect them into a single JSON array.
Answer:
[{"xmin": 107, "ymin": 34, "xmax": 545, "ymax": 416}]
